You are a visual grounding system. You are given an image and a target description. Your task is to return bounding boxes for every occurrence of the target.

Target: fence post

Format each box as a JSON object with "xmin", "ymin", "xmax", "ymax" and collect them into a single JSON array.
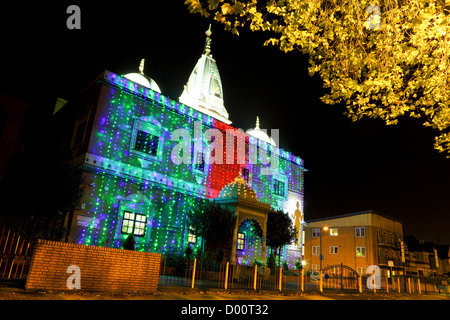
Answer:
[
  {"xmin": 320, "ymin": 270, "xmax": 323, "ymax": 293},
  {"xmin": 301, "ymin": 269, "xmax": 304, "ymax": 292},
  {"xmin": 191, "ymin": 258, "xmax": 197, "ymax": 289},
  {"xmin": 417, "ymin": 278, "xmax": 421, "ymax": 294},
  {"xmin": 358, "ymin": 275, "xmax": 362, "ymax": 293},
  {"xmin": 253, "ymin": 265, "xmax": 258, "ymax": 290},
  {"xmin": 224, "ymin": 262, "xmax": 229, "ymax": 290},
  {"xmin": 278, "ymin": 267, "xmax": 282, "ymax": 291}
]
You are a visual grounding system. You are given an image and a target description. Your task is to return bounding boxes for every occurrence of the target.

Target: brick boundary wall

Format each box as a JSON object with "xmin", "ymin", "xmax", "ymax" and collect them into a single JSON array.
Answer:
[{"xmin": 25, "ymin": 239, "xmax": 161, "ymax": 292}]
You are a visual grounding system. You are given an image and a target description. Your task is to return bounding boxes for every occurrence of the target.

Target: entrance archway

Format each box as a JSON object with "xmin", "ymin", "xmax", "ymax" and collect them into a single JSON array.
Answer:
[{"xmin": 321, "ymin": 264, "xmax": 359, "ymax": 291}]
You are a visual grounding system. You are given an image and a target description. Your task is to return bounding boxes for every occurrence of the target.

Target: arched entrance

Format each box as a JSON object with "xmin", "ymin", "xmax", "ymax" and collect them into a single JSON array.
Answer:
[
  {"xmin": 215, "ymin": 174, "xmax": 271, "ymax": 265},
  {"xmin": 321, "ymin": 264, "xmax": 359, "ymax": 291},
  {"xmin": 235, "ymin": 218, "xmax": 264, "ymax": 265}
]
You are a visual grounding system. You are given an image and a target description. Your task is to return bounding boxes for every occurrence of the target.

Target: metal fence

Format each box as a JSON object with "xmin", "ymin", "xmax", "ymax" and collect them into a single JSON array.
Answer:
[
  {"xmin": 159, "ymin": 256, "xmax": 450, "ymax": 295},
  {"xmin": 0, "ymin": 225, "xmax": 35, "ymax": 281}
]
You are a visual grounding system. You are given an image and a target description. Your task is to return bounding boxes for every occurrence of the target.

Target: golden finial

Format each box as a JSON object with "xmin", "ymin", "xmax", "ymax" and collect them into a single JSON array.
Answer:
[
  {"xmin": 204, "ymin": 24, "xmax": 212, "ymax": 56},
  {"xmin": 205, "ymin": 24, "xmax": 212, "ymax": 37},
  {"xmin": 139, "ymin": 58, "xmax": 145, "ymax": 74},
  {"xmin": 255, "ymin": 116, "xmax": 260, "ymax": 130}
]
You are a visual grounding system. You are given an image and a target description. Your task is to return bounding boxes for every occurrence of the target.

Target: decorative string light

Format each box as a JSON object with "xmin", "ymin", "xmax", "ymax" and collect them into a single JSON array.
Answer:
[{"xmin": 74, "ymin": 70, "xmax": 305, "ymax": 264}]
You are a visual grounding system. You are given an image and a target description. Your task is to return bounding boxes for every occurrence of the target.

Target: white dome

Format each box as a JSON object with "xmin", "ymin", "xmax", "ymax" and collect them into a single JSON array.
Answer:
[
  {"xmin": 246, "ymin": 116, "xmax": 276, "ymax": 146},
  {"xmin": 124, "ymin": 72, "xmax": 161, "ymax": 93}
]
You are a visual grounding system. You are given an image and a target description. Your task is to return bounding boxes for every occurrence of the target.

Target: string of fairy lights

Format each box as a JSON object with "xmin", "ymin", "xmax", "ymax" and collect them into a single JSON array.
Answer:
[{"xmin": 75, "ymin": 71, "xmax": 305, "ymax": 265}]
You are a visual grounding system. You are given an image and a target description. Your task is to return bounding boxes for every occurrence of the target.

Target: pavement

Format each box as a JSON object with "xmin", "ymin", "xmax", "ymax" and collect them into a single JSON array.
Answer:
[
  {"xmin": 0, "ymin": 283, "xmax": 448, "ymax": 300},
  {"xmin": 0, "ymin": 284, "xmax": 447, "ymax": 320}
]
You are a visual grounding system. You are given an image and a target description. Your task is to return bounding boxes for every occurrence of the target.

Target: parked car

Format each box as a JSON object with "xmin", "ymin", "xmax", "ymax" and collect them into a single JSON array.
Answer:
[
  {"xmin": 310, "ymin": 271, "xmax": 321, "ymax": 281},
  {"xmin": 310, "ymin": 271, "xmax": 328, "ymax": 280}
]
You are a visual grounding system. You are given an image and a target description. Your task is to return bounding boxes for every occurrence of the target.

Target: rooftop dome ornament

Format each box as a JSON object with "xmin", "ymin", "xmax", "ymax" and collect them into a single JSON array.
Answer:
[
  {"xmin": 123, "ymin": 58, "xmax": 161, "ymax": 93},
  {"xmin": 217, "ymin": 172, "xmax": 259, "ymax": 202},
  {"xmin": 246, "ymin": 116, "xmax": 276, "ymax": 146}
]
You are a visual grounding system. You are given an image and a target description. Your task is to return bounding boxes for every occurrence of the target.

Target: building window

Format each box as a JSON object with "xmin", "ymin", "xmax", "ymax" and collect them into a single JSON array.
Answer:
[
  {"xmin": 130, "ymin": 117, "xmax": 164, "ymax": 161},
  {"xmin": 330, "ymin": 246, "xmax": 339, "ymax": 254},
  {"xmin": 329, "ymin": 228, "xmax": 338, "ymax": 236},
  {"xmin": 121, "ymin": 211, "xmax": 147, "ymax": 236},
  {"xmin": 357, "ymin": 267, "xmax": 367, "ymax": 275},
  {"xmin": 312, "ymin": 264, "xmax": 320, "ymax": 271},
  {"xmin": 355, "ymin": 227, "xmax": 366, "ymax": 237},
  {"xmin": 242, "ymin": 167, "xmax": 250, "ymax": 183},
  {"xmin": 73, "ymin": 120, "xmax": 87, "ymax": 145},
  {"xmin": 188, "ymin": 228, "xmax": 197, "ymax": 245},
  {"xmin": 377, "ymin": 229, "xmax": 384, "ymax": 243},
  {"xmin": 237, "ymin": 232, "xmax": 245, "ymax": 250},
  {"xmin": 193, "ymin": 151, "xmax": 205, "ymax": 172},
  {"xmin": 312, "ymin": 246, "xmax": 320, "ymax": 255},
  {"xmin": 356, "ymin": 247, "xmax": 366, "ymax": 257},
  {"xmin": 134, "ymin": 130, "xmax": 159, "ymax": 157},
  {"xmin": 273, "ymin": 179, "xmax": 285, "ymax": 197},
  {"xmin": 312, "ymin": 228, "xmax": 321, "ymax": 238}
]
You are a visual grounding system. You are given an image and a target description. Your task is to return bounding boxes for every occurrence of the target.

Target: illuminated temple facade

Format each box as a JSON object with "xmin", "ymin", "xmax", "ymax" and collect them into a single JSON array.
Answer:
[{"xmin": 59, "ymin": 27, "xmax": 306, "ymax": 266}]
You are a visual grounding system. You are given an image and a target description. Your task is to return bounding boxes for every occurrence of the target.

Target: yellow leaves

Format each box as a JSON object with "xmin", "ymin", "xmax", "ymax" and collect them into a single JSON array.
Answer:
[{"xmin": 188, "ymin": 0, "xmax": 450, "ymax": 154}]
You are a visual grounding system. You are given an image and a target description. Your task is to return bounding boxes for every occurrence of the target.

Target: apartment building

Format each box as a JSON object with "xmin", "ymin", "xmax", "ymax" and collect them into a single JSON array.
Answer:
[{"xmin": 303, "ymin": 210, "xmax": 404, "ymax": 277}]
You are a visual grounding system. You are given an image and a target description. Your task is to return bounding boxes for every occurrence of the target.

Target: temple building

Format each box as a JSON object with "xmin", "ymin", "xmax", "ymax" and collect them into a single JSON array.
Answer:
[{"xmin": 56, "ymin": 27, "xmax": 306, "ymax": 266}]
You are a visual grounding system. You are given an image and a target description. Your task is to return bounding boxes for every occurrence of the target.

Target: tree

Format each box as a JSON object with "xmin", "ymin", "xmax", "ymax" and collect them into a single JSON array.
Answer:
[
  {"xmin": 0, "ymin": 109, "xmax": 84, "ymax": 241},
  {"xmin": 265, "ymin": 209, "xmax": 297, "ymax": 265},
  {"xmin": 186, "ymin": 0, "xmax": 450, "ymax": 156},
  {"xmin": 123, "ymin": 234, "xmax": 136, "ymax": 250},
  {"xmin": 186, "ymin": 200, "xmax": 237, "ymax": 260}
]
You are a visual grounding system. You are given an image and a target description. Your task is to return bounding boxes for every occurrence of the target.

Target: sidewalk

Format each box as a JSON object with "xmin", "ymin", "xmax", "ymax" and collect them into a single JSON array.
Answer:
[{"xmin": 0, "ymin": 284, "xmax": 448, "ymax": 300}]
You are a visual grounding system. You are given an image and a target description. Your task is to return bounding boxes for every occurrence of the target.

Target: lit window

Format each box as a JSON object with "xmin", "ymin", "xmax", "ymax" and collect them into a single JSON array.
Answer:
[
  {"xmin": 356, "ymin": 247, "xmax": 366, "ymax": 257},
  {"xmin": 330, "ymin": 246, "xmax": 338, "ymax": 254},
  {"xmin": 273, "ymin": 179, "xmax": 285, "ymax": 197},
  {"xmin": 188, "ymin": 228, "xmax": 197, "ymax": 244},
  {"xmin": 237, "ymin": 232, "xmax": 245, "ymax": 250},
  {"xmin": 312, "ymin": 246, "xmax": 320, "ymax": 255},
  {"xmin": 355, "ymin": 227, "xmax": 365, "ymax": 237},
  {"xmin": 121, "ymin": 211, "xmax": 147, "ymax": 237},
  {"xmin": 329, "ymin": 228, "xmax": 338, "ymax": 236},
  {"xmin": 134, "ymin": 130, "xmax": 159, "ymax": 157}
]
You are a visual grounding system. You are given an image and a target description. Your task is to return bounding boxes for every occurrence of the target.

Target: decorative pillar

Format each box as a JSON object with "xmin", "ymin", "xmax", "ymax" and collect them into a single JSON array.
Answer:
[{"xmin": 231, "ymin": 211, "xmax": 239, "ymax": 264}]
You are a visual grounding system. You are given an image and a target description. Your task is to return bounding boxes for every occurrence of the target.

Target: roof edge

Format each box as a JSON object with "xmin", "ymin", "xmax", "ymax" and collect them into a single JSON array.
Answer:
[{"xmin": 305, "ymin": 210, "xmax": 404, "ymax": 224}]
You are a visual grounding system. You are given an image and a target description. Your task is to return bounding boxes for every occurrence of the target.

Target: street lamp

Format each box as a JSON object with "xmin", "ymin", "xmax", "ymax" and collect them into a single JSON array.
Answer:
[{"xmin": 319, "ymin": 226, "xmax": 329, "ymax": 270}]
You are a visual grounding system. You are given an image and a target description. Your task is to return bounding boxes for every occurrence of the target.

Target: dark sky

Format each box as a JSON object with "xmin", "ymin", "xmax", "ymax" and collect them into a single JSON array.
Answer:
[{"xmin": 1, "ymin": 2, "xmax": 449, "ymax": 244}]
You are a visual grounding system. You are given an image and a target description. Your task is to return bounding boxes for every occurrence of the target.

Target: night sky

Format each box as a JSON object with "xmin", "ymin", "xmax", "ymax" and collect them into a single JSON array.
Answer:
[{"xmin": 1, "ymin": 2, "xmax": 449, "ymax": 244}]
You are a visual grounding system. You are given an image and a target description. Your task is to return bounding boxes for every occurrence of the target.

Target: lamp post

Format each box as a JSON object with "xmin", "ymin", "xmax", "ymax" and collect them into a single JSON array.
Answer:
[{"xmin": 319, "ymin": 226, "xmax": 328, "ymax": 271}]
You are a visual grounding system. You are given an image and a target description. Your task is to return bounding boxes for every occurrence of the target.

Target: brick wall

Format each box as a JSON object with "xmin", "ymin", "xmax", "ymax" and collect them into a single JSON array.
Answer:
[{"xmin": 25, "ymin": 239, "xmax": 161, "ymax": 292}]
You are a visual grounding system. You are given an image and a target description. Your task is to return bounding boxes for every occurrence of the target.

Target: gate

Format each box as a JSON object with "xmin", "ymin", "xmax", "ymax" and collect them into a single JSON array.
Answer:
[
  {"xmin": 321, "ymin": 263, "xmax": 359, "ymax": 291},
  {"xmin": 0, "ymin": 225, "xmax": 35, "ymax": 281}
]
